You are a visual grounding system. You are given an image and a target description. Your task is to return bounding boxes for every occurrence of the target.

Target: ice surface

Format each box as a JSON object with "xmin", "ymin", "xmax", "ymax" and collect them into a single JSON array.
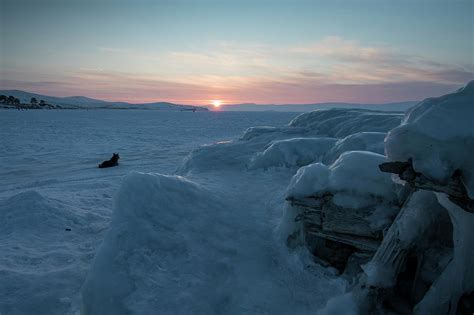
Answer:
[
  {"xmin": 0, "ymin": 110, "xmax": 299, "ymax": 314},
  {"xmin": 249, "ymin": 137, "xmax": 337, "ymax": 169},
  {"xmin": 385, "ymin": 81, "xmax": 474, "ymax": 197}
]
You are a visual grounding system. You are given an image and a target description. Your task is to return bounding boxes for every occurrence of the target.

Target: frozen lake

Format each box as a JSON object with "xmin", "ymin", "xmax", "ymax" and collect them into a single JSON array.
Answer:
[
  {"xmin": 2, "ymin": 109, "xmax": 322, "ymax": 314},
  {"xmin": 0, "ymin": 107, "xmax": 415, "ymax": 314},
  {"xmin": 0, "ymin": 110, "xmax": 299, "ymax": 195}
]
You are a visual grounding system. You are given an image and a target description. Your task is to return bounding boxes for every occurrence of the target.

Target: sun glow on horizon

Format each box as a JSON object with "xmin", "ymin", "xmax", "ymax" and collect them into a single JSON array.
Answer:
[{"xmin": 211, "ymin": 100, "xmax": 222, "ymax": 108}]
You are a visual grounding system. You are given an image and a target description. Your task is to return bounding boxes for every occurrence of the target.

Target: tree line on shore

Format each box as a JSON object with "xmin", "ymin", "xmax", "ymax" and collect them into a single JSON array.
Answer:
[{"xmin": 0, "ymin": 95, "xmax": 61, "ymax": 109}]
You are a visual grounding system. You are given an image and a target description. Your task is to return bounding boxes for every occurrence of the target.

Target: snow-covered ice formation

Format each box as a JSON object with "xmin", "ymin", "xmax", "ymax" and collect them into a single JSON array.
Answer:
[
  {"xmin": 286, "ymin": 151, "xmax": 398, "ymax": 204},
  {"xmin": 179, "ymin": 108, "xmax": 402, "ymax": 175},
  {"xmin": 382, "ymin": 81, "xmax": 474, "ymax": 314},
  {"xmin": 315, "ymin": 81, "xmax": 474, "ymax": 314},
  {"xmin": 80, "ymin": 106, "xmax": 412, "ymax": 314},
  {"xmin": 280, "ymin": 151, "xmax": 401, "ymax": 265},
  {"xmin": 385, "ymin": 81, "xmax": 474, "ymax": 198},
  {"xmin": 249, "ymin": 137, "xmax": 337, "ymax": 169},
  {"xmin": 276, "ymin": 81, "xmax": 474, "ymax": 314}
]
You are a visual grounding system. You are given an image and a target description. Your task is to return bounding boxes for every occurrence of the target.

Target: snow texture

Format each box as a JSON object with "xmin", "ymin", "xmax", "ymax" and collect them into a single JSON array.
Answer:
[{"xmin": 0, "ymin": 191, "xmax": 105, "ymax": 314}]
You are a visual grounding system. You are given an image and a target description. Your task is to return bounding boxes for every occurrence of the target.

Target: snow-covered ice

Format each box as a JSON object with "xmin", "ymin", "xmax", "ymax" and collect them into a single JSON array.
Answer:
[
  {"xmin": 2, "ymin": 82, "xmax": 473, "ymax": 315},
  {"xmin": 286, "ymin": 151, "xmax": 399, "ymax": 205},
  {"xmin": 0, "ymin": 110, "xmax": 305, "ymax": 314},
  {"xmin": 80, "ymin": 107, "xmax": 408, "ymax": 314},
  {"xmin": 384, "ymin": 81, "xmax": 474, "ymax": 314}
]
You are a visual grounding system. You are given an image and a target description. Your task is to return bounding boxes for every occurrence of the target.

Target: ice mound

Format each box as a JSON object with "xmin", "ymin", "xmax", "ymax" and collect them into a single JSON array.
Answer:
[
  {"xmin": 289, "ymin": 108, "xmax": 403, "ymax": 138},
  {"xmin": 177, "ymin": 141, "xmax": 249, "ymax": 174},
  {"xmin": 249, "ymin": 137, "xmax": 337, "ymax": 170},
  {"xmin": 323, "ymin": 132, "xmax": 386, "ymax": 164},
  {"xmin": 81, "ymin": 172, "xmax": 223, "ymax": 314},
  {"xmin": 0, "ymin": 191, "xmax": 103, "ymax": 315},
  {"xmin": 287, "ymin": 151, "xmax": 398, "ymax": 205},
  {"xmin": 385, "ymin": 80, "xmax": 474, "ymax": 197}
]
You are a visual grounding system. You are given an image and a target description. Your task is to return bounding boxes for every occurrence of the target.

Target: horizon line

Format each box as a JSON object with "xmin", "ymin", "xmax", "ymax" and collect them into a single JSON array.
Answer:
[{"xmin": 0, "ymin": 88, "xmax": 420, "ymax": 107}]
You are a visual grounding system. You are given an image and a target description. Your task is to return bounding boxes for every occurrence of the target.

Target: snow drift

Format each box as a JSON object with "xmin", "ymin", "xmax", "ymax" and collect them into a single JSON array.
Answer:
[{"xmin": 0, "ymin": 191, "xmax": 104, "ymax": 315}]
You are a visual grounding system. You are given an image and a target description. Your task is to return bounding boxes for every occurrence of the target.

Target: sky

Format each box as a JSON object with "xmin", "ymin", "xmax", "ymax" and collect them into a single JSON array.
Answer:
[{"xmin": 1, "ymin": 0, "xmax": 473, "ymax": 105}]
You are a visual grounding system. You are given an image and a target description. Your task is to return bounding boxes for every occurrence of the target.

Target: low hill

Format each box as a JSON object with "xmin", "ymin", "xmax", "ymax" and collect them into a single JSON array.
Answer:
[{"xmin": 0, "ymin": 90, "xmax": 207, "ymax": 111}]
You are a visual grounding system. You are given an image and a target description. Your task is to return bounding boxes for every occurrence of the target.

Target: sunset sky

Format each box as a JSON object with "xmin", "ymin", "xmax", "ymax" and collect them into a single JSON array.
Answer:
[{"xmin": 1, "ymin": 0, "xmax": 473, "ymax": 105}]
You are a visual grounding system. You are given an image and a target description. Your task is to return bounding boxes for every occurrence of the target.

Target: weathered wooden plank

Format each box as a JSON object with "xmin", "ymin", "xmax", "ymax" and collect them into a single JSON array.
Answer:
[
  {"xmin": 379, "ymin": 161, "xmax": 473, "ymax": 213},
  {"xmin": 321, "ymin": 202, "xmax": 380, "ymax": 239},
  {"xmin": 306, "ymin": 229, "xmax": 380, "ymax": 252}
]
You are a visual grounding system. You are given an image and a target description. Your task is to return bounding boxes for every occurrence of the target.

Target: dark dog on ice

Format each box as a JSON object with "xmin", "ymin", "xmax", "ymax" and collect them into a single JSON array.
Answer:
[{"xmin": 98, "ymin": 153, "xmax": 120, "ymax": 168}]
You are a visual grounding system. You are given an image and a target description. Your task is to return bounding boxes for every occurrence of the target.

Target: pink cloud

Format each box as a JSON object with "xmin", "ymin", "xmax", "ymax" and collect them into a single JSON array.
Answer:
[{"xmin": 1, "ymin": 36, "xmax": 472, "ymax": 104}]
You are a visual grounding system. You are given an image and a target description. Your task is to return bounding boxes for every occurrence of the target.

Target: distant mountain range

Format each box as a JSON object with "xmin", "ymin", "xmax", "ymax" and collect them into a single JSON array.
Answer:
[
  {"xmin": 204, "ymin": 101, "xmax": 418, "ymax": 112},
  {"xmin": 0, "ymin": 90, "xmax": 208, "ymax": 111},
  {"xmin": 0, "ymin": 89, "xmax": 418, "ymax": 112}
]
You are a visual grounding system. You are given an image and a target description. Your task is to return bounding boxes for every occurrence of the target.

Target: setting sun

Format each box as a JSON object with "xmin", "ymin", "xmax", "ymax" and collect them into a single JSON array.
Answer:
[{"xmin": 211, "ymin": 100, "xmax": 222, "ymax": 108}]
